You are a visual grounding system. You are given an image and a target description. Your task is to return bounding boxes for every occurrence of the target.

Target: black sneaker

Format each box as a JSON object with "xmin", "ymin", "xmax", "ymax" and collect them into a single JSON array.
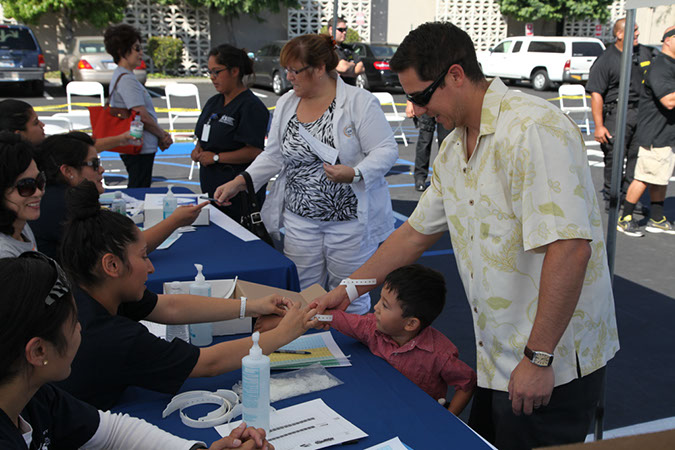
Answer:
[
  {"xmin": 645, "ymin": 218, "xmax": 675, "ymax": 235},
  {"xmin": 617, "ymin": 215, "xmax": 644, "ymax": 237},
  {"xmin": 415, "ymin": 178, "xmax": 427, "ymax": 192}
]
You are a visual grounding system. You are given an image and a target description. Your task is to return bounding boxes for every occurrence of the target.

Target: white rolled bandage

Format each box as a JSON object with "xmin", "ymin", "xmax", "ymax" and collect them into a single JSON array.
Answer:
[{"xmin": 340, "ymin": 278, "xmax": 377, "ymax": 303}]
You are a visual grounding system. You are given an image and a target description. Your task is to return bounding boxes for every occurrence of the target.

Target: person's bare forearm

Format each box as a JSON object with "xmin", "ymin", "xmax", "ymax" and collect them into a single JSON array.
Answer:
[
  {"xmin": 527, "ymin": 239, "xmax": 591, "ymax": 353},
  {"xmin": 590, "ymin": 93, "xmax": 605, "ymax": 128},
  {"xmin": 147, "ymin": 294, "xmax": 242, "ymax": 324},
  {"xmin": 216, "ymin": 145, "xmax": 262, "ymax": 165},
  {"xmin": 143, "ymin": 219, "xmax": 180, "ymax": 253},
  {"xmin": 448, "ymin": 388, "xmax": 474, "ymax": 416}
]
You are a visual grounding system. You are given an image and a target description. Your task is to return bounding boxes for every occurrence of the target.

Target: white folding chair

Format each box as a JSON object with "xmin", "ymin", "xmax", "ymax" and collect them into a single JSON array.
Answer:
[
  {"xmin": 372, "ymin": 92, "xmax": 408, "ymax": 146},
  {"xmin": 165, "ymin": 83, "xmax": 202, "ymax": 139},
  {"xmin": 61, "ymin": 81, "xmax": 105, "ymax": 131},
  {"xmin": 558, "ymin": 84, "xmax": 591, "ymax": 135},
  {"xmin": 39, "ymin": 116, "xmax": 73, "ymax": 136}
]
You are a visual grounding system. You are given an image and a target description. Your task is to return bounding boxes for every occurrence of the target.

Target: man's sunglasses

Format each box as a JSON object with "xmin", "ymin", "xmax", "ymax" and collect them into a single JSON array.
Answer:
[
  {"xmin": 15, "ymin": 171, "xmax": 46, "ymax": 197},
  {"xmin": 405, "ymin": 62, "xmax": 458, "ymax": 107},
  {"xmin": 80, "ymin": 158, "xmax": 102, "ymax": 171},
  {"xmin": 336, "ymin": 27, "xmax": 348, "ymax": 33}
]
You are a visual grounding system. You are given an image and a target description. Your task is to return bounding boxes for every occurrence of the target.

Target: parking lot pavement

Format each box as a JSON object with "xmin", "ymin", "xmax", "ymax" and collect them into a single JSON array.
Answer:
[{"xmin": 3, "ymin": 79, "xmax": 673, "ymax": 433}]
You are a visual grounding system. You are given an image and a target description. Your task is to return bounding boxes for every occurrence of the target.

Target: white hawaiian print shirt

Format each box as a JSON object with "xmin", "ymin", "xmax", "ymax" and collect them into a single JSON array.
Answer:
[{"xmin": 409, "ymin": 78, "xmax": 619, "ymax": 391}]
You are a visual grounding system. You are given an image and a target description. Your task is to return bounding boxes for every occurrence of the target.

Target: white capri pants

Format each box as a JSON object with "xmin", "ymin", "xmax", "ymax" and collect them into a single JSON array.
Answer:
[{"xmin": 282, "ymin": 209, "xmax": 378, "ymax": 315}]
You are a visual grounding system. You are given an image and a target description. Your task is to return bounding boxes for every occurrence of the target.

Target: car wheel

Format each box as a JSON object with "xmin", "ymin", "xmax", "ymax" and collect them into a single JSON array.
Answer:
[
  {"xmin": 356, "ymin": 74, "xmax": 369, "ymax": 90},
  {"xmin": 272, "ymin": 72, "xmax": 285, "ymax": 96},
  {"xmin": 531, "ymin": 69, "xmax": 550, "ymax": 91},
  {"xmin": 61, "ymin": 71, "xmax": 70, "ymax": 87},
  {"xmin": 31, "ymin": 80, "xmax": 44, "ymax": 97}
]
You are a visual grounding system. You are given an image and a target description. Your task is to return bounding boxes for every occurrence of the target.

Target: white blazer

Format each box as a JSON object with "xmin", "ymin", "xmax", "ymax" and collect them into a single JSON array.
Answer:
[{"xmin": 246, "ymin": 76, "xmax": 398, "ymax": 246}]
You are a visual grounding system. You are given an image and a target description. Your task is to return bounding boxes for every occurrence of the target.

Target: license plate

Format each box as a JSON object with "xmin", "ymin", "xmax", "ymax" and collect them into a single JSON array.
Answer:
[
  {"xmin": 582, "ymin": 74, "xmax": 589, "ymax": 80},
  {"xmin": 0, "ymin": 60, "xmax": 15, "ymax": 68}
]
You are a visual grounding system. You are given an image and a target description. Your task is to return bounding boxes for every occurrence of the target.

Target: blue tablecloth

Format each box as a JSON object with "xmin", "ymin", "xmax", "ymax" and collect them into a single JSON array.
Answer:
[
  {"xmin": 119, "ymin": 187, "xmax": 300, "ymax": 293},
  {"xmin": 112, "ymin": 331, "xmax": 492, "ymax": 449}
]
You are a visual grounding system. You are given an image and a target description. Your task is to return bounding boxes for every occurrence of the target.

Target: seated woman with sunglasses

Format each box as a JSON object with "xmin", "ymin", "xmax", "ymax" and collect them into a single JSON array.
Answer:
[
  {"xmin": 0, "ymin": 132, "xmax": 45, "ymax": 258},
  {"xmin": 0, "ymin": 98, "xmax": 132, "ymax": 151},
  {"xmin": 0, "ymin": 252, "xmax": 274, "ymax": 450},
  {"xmin": 55, "ymin": 180, "xmax": 317, "ymax": 410},
  {"xmin": 31, "ymin": 132, "xmax": 207, "ymax": 260},
  {"xmin": 215, "ymin": 34, "xmax": 398, "ymax": 315}
]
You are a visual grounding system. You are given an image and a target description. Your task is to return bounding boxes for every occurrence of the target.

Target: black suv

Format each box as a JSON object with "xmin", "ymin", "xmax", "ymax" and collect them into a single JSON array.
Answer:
[{"xmin": 0, "ymin": 24, "xmax": 46, "ymax": 96}]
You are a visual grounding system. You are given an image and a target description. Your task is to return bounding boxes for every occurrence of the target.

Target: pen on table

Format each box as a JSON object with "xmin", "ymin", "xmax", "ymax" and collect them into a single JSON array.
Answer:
[{"xmin": 273, "ymin": 349, "xmax": 311, "ymax": 355}]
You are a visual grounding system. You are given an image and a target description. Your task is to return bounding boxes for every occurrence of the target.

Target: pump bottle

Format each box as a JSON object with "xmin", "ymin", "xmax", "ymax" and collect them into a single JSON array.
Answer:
[
  {"xmin": 163, "ymin": 184, "xmax": 177, "ymax": 220},
  {"xmin": 188, "ymin": 264, "xmax": 212, "ymax": 346},
  {"xmin": 242, "ymin": 331, "xmax": 270, "ymax": 433}
]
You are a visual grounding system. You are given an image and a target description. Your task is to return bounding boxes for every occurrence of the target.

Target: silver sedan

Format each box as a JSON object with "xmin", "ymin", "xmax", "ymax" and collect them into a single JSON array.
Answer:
[{"xmin": 59, "ymin": 36, "xmax": 147, "ymax": 87}]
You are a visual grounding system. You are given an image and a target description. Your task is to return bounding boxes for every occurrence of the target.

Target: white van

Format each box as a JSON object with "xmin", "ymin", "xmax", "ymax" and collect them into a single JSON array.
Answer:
[{"xmin": 476, "ymin": 36, "xmax": 606, "ymax": 91}]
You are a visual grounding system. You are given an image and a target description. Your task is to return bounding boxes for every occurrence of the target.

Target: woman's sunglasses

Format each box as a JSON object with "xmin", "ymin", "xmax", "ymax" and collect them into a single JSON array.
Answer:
[
  {"xmin": 80, "ymin": 158, "xmax": 102, "ymax": 171},
  {"xmin": 15, "ymin": 171, "xmax": 46, "ymax": 197}
]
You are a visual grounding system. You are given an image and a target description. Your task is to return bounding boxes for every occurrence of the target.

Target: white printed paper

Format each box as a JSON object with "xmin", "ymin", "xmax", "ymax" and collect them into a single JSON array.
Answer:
[
  {"xmin": 216, "ymin": 399, "xmax": 367, "ymax": 450},
  {"xmin": 207, "ymin": 205, "xmax": 259, "ymax": 242},
  {"xmin": 298, "ymin": 125, "xmax": 339, "ymax": 165},
  {"xmin": 364, "ymin": 437, "xmax": 410, "ymax": 450}
]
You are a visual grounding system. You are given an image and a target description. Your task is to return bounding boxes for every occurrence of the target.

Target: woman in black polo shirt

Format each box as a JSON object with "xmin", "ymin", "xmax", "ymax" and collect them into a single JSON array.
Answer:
[
  {"xmin": 191, "ymin": 44, "xmax": 269, "ymax": 222},
  {"xmin": 0, "ymin": 253, "xmax": 271, "ymax": 449},
  {"xmin": 55, "ymin": 181, "xmax": 316, "ymax": 410}
]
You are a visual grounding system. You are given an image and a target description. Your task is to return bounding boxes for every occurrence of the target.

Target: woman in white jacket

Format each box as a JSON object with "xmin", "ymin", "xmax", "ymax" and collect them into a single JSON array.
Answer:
[{"xmin": 215, "ymin": 34, "xmax": 397, "ymax": 314}]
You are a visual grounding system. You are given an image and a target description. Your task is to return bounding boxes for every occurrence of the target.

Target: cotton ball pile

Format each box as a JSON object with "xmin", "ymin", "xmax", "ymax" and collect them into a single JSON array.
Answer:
[{"xmin": 232, "ymin": 368, "xmax": 342, "ymax": 403}]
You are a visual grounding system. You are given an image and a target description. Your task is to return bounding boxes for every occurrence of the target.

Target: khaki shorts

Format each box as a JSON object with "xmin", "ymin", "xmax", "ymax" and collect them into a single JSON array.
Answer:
[{"xmin": 634, "ymin": 145, "xmax": 674, "ymax": 186}]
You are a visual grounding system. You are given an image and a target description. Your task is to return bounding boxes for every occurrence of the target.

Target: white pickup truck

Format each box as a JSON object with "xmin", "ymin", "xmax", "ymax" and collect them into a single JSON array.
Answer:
[{"xmin": 476, "ymin": 36, "xmax": 605, "ymax": 91}]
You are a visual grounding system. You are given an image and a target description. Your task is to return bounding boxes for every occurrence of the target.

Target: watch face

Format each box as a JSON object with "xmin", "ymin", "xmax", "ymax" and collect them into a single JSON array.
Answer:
[{"xmin": 532, "ymin": 352, "xmax": 552, "ymax": 366}]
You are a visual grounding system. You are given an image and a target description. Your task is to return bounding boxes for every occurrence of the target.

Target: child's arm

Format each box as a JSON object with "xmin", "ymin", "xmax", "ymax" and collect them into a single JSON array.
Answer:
[
  {"xmin": 328, "ymin": 310, "xmax": 377, "ymax": 345},
  {"xmin": 447, "ymin": 386, "xmax": 475, "ymax": 416}
]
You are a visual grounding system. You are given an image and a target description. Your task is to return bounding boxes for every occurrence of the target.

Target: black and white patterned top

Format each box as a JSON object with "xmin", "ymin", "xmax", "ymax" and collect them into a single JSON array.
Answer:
[{"xmin": 281, "ymin": 100, "xmax": 358, "ymax": 222}]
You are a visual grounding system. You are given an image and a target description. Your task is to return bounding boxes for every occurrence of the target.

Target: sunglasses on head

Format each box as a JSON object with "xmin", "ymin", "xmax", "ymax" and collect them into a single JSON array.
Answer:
[
  {"xmin": 15, "ymin": 171, "xmax": 46, "ymax": 197},
  {"xmin": 336, "ymin": 27, "xmax": 348, "ymax": 33},
  {"xmin": 405, "ymin": 61, "xmax": 458, "ymax": 107},
  {"xmin": 80, "ymin": 157, "xmax": 102, "ymax": 171},
  {"xmin": 19, "ymin": 251, "xmax": 72, "ymax": 306}
]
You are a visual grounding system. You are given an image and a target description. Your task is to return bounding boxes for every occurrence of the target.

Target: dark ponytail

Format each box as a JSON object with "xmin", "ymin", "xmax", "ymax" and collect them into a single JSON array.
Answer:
[
  {"xmin": 60, "ymin": 180, "xmax": 139, "ymax": 287},
  {"xmin": 209, "ymin": 44, "xmax": 254, "ymax": 81},
  {"xmin": 0, "ymin": 254, "xmax": 76, "ymax": 384}
]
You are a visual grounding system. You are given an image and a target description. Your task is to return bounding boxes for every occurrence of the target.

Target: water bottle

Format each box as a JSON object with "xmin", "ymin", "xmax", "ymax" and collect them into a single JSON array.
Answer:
[
  {"xmin": 166, "ymin": 281, "xmax": 190, "ymax": 343},
  {"xmin": 111, "ymin": 191, "xmax": 126, "ymax": 215},
  {"xmin": 130, "ymin": 115, "xmax": 144, "ymax": 139},
  {"xmin": 188, "ymin": 264, "xmax": 212, "ymax": 346},
  {"xmin": 242, "ymin": 331, "xmax": 270, "ymax": 433},
  {"xmin": 163, "ymin": 184, "xmax": 177, "ymax": 220}
]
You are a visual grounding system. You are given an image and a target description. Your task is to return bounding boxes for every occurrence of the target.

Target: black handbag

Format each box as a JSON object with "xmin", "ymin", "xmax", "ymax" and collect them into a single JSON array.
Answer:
[{"xmin": 239, "ymin": 171, "xmax": 274, "ymax": 246}]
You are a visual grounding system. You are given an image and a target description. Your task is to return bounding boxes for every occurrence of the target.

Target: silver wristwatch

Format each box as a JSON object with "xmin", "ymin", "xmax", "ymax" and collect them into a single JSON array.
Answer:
[
  {"xmin": 212, "ymin": 153, "xmax": 220, "ymax": 163},
  {"xmin": 524, "ymin": 346, "xmax": 554, "ymax": 367},
  {"xmin": 352, "ymin": 167, "xmax": 362, "ymax": 183}
]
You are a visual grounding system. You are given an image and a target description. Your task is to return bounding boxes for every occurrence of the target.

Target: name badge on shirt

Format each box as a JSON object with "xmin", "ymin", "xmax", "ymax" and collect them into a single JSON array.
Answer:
[
  {"xmin": 219, "ymin": 115, "xmax": 235, "ymax": 126},
  {"xmin": 201, "ymin": 124, "xmax": 211, "ymax": 142}
]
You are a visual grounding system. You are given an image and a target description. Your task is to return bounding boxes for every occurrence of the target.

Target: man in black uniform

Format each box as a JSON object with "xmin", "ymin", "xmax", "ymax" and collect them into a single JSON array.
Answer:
[
  {"xmin": 618, "ymin": 26, "xmax": 675, "ymax": 237},
  {"xmin": 587, "ymin": 18, "xmax": 655, "ymax": 211},
  {"xmin": 328, "ymin": 16, "xmax": 364, "ymax": 85}
]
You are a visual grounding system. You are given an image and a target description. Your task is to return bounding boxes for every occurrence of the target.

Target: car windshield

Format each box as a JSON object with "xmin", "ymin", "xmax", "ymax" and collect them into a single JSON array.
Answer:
[
  {"xmin": 79, "ymin": 41, "xmax": 107, "ymax": 54},
  {"xmin": 370, "ymin": 45, "xmax": 398, "ymax": 58},
  {"xmin": 0, "ymin": 29, "xmax": 37, "ymax": 51}
]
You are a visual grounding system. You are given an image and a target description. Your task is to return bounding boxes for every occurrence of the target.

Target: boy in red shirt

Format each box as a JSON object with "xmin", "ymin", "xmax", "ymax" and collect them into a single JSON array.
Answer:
[{"xmin": 327, "ymin": 264, "xmax": 476, "ymax": 415}]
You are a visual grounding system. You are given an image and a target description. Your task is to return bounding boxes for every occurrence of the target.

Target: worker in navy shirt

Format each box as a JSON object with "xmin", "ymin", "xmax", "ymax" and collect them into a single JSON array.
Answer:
[
  {"xmin": 0, "ymin": 253, "xmax": 278, "ymax": 450},
  {"xmin": 54, "ymin": 181, "xmax": 317, "ymax": 410},
  {"xmin": 587, "ymin": 18, "xmax": 655, "ymax": 210},
  {"xmin": 191, "ymin": 44, "xmax": 269, "ymax": 223}
]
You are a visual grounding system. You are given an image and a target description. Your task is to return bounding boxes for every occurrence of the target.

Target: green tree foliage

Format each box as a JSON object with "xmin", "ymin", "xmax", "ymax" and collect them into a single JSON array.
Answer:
[
  {"xmin": 496, "ymin": 0, "xmax": 614, "ymax": 23},
  {"xmin": 158, "ymin": 0, "xmax": 298, "ymax": 19},
  {"xmin": 147, "ymin": 36, "xmax": 184, "ymax": 74},
  {"xmin": 0, "ymin": 0, "xmax": 127, "ymax": 28}
]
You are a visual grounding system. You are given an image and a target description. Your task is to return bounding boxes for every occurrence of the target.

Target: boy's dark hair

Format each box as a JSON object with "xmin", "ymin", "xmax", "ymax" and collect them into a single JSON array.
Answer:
[
  {"xmin": 383, "ymin": 264, "xmax": 446, "ymax": 330},
  {"xmin": 390, "ymin": 21, "xmax": 484, "ymax": 83},
  {"xmin": 104, "ymin": 24, "xmax": 142, "ymax": 64}
]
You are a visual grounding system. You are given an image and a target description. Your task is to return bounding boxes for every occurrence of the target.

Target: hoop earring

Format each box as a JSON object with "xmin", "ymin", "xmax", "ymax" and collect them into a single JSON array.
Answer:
[{"xmin": 43, "ymin": 360, "xmax": 48, "ymax": 366}]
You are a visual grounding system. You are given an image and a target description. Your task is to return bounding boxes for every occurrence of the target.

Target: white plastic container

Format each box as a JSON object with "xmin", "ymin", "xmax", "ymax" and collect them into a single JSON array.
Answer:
[
  {"xmin": 166, "ymin": 281, "xmax": 190, "ymax": 343},
  {"xmin": 188, "ymin": 264, "xmax": 212, "ymax": 346},
  {"xmin": 242, "ymin": 331, "xmax": 270, "ymax": 433},
  {"xmin": 130, "ymin": 115, "xmax": 144, "ymax": 139},
  {"xmin": 111, "ymin": 191, "xmax": 126, "ymax": 215},
  {"xmin": 163, "ymin": 184, "xmax": 177, "ymax": 220}
]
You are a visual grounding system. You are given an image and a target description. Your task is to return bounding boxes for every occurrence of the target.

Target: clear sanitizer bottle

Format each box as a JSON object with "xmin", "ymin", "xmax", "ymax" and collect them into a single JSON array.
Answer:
[
  {"xmin": 242, "ymin": 331, "xmax": 270, "ymax": 433},
  {"xmin": 163, "ymin": 184, "xmax": 177, "ymax": 220},
  {"xmin": 111, "ymin": 191, "xmax": 126, "ymax": 215},
  {"xmin": 166, "ymin": 281, "xmax": 190, "ymax": 343},
  {"xmin": 188, "ymin": 264, "xmax": 212, "ymax": 346},
  {"xmin": 130, "ymin": 115, "xmax": 144, "ymax": 139}
]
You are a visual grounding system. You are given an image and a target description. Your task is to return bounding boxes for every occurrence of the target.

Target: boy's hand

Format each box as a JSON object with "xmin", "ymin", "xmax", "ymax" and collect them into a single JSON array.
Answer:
[
  {"xmin": 276, "ymin": 301, "xmax": 318, "ymax": 341},
  {"xmin": 247, "ymin": 295, "xmax": 293, "ymax": 317}
]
